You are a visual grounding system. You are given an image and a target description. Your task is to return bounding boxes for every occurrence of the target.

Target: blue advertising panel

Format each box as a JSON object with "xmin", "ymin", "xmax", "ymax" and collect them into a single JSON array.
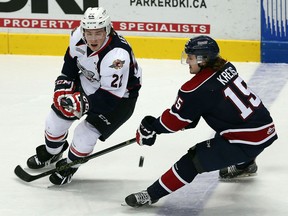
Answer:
[{"xmin": 261, "ymin": 0, "xmax": 288, "ymax": 63}]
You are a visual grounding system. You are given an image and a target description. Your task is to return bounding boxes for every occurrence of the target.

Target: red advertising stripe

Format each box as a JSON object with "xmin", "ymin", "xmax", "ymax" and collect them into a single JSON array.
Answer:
[
  {"xmin": 0, "ymin": 18, "xmax": 80, "ymax": 29},
  {"xmin": 112, "ymin": 21, "xmax": 210, "ymax": 34},
  {"xmin": 0, "ymin": 18, "xmax": 210, "ymax": 34}
]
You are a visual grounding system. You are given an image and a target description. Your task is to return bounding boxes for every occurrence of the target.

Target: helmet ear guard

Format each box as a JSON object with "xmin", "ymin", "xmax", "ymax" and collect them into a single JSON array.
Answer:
[{"xmin": 81, "ymin": 7, "xmax": 112, "ymax": 36}]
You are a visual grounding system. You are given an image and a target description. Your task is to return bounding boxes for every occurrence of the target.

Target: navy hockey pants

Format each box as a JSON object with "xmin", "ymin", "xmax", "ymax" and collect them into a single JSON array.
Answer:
[{"xmin": 190, "ymin": 134, "xmax": 277, "ymax": 173}]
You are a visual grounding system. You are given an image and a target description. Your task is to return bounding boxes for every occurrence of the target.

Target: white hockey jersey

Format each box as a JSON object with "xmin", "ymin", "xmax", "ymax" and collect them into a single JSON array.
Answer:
[{"xmin": 61, "ymin": 27, "xmax": 142, "ymax": 114}]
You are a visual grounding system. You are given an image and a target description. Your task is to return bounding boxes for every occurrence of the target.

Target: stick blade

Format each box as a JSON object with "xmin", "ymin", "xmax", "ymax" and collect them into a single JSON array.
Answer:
[{"xmin": 14, "ymin": 165, "xmax": 34, "ymax": 182}]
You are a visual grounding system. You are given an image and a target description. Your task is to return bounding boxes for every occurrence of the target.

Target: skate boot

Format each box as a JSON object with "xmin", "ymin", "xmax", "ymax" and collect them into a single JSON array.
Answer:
[
  {"xmin": 27, "ymin": 141, "xmax": 69, "ymax": 169},
  {"xmin": 219, "ymin": 161, "xmax": 258, "ymax": 180},
  {"xmin": 49, "ymin": 159, "xmax": 78, "ymax": 185},
  {"xmin": 125, "ymin": 190, "xmax": 159, "ymax": 207}
]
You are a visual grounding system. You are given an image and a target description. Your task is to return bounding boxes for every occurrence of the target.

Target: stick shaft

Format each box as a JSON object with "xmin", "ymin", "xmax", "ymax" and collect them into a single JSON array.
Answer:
[{"xmin": 14, "ymin": 138, "xmax": 136, "ymax": 182}]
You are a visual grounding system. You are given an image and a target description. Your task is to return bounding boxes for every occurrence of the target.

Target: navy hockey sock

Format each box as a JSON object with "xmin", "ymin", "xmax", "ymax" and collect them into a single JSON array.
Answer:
[{"xmin": 147, "ymin": 153, "xmax": 198, "ymax": 200}]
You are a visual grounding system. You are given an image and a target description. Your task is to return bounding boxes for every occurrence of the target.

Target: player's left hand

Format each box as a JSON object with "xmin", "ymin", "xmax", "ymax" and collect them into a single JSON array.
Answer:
[
  {"xmin": 136, "ymin": 116, "xmax": 157, "ymax": 146},
  {"xmin": 60, "ymin": 92, "xmax": 90, "ymax": 119}
]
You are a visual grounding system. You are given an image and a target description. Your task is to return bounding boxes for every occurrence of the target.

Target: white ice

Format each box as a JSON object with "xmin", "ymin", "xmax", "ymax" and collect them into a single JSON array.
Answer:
[{"xmin": 0, "ymin": 55, "xmax": 287, "ymax": 216}]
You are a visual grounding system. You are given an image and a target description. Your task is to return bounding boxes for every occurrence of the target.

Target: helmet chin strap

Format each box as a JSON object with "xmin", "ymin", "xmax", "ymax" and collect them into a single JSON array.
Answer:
[{"xmin": 198, "ymin": 64, "xmax": 204, "ymax": 72}]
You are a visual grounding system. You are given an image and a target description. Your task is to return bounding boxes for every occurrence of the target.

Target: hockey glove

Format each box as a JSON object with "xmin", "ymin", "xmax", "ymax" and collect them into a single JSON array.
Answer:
[
  {"xmin": 60, "ymin": 92, "xmax": 89, "ymax": 119},
  {"xmin": 136, "ymin": 116, "xmax": 157, "ymax": 146},
  {"xmin": 53, "ymin": 75, "xmax": 75, "ymax": 111}
]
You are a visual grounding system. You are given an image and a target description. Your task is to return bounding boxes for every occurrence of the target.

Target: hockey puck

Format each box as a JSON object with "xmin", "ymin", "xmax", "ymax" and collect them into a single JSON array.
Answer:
[{"xmin": 138, "ymin": 156, "xmax": 144, "ymax": 167}]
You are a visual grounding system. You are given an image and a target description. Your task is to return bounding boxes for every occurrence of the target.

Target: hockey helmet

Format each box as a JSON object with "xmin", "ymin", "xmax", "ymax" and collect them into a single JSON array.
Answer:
[
  {"xmin": 184, "ymin": 35, "xmax": 219, "ymax": 63},
  {"xmin": 81, "ymin": 7, "xmax": 112, "ymax": 36}
]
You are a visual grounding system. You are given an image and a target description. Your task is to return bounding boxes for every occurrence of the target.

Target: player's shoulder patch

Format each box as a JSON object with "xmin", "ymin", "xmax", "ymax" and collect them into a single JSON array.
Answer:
[
  {"xmin": 69, "ymin": 27, "xmax": 86, "ymax": 57},
  {"xmin": 181, "ymin": 68, "xmax": 215, "ymax": 92},
  {"xmin": 109, "ymin": 59, "xmax": 125, "ymax": 70}
]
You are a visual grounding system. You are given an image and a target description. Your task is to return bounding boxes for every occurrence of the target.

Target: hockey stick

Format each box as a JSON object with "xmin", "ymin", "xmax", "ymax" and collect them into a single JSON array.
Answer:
[{"xmin": 14, "ymin": 138, "xmax": 136, "ymax": 182}]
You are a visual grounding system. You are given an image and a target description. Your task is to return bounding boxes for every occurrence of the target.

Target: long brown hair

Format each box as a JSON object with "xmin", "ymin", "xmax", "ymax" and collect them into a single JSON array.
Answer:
[{"xmin": 205, "ymin": 56, "xmax": 227, "ymax": 71}]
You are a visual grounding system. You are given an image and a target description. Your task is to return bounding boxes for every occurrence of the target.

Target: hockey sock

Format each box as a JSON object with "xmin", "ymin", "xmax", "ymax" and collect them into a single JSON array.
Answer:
[
  {"xmin": 147, "ymin": 153, "xmax": 198, "ymax": 200},
  {"xmin": 45, "ymin": 131, "xmax": 68, "ymax": 154}
]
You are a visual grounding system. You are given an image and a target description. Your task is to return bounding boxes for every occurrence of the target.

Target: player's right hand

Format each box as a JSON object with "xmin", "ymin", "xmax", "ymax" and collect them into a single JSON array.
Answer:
[
  {"xmin": 136, "ymin": 116, "xmax": 157, "ymax": 146},
  {"xmin": 60, "ymin": 92, "xmax": 90, "ymax": 119},
  {"xmin": 53, "ymin": 75, "xmax": 75, "ymax": 111}
]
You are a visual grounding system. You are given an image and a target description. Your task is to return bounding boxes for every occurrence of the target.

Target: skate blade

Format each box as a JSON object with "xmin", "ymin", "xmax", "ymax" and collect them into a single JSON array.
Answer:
[
  {"xmin": 121, "ymin": 202, "xmax": 128, "ymax": 207},
  {"xmin": 219, "ymin": 173, "xmax": 257, "ymax": 182}
]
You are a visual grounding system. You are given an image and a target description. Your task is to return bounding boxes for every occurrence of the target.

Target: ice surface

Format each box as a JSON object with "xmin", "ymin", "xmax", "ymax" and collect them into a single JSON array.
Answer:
[{"xmin": 0, "ymin": 55, "xmax": 287, "ymax": 216}]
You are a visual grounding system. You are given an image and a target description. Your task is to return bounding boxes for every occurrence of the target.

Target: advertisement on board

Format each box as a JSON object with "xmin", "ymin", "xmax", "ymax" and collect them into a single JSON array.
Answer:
[{"xmin": 0, "ymin": 0, "xmax": 260, "ymax": 40}]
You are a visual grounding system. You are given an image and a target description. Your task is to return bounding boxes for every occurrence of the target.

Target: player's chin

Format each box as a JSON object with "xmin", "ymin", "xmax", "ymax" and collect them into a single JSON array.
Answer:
[{"xmin": 89, "ymin": 44, "xmax": 100, "ymax": 51}]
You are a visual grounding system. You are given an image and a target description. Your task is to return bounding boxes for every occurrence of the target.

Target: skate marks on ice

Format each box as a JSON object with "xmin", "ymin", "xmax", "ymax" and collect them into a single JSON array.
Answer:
[
  {"xmin": 247, "ymin": 63, "xmax": 288, "ymax": 109},
  {"xmin": 156, "ymin": 172, "xmax": 219, "ymax": 216},
  {"xmin": 47, "ymin": 179, "xmax": 160, "ymax": 215}
]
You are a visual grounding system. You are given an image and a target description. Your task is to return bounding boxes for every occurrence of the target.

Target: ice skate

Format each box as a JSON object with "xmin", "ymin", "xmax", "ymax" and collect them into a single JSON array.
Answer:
[
  {"xmin": 219, "ymin": 161, "xmax": 258, "ymax": 180},
  {"xmin": 27, "ymin": 142, "xmax": 68, "ymax": 169},
  {"xmin": 49, "ymin": 159, "xmax": 78, "ymax": 185},
  {"xmin": 125, "ymin": 190, "xmax": 158, "ymax": 207}
]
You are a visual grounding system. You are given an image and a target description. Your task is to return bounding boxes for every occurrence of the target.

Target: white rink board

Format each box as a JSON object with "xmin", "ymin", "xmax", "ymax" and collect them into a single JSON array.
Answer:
[{"xmin": 0, "ymin": 0, "xmax": 260, "ymax": 39}]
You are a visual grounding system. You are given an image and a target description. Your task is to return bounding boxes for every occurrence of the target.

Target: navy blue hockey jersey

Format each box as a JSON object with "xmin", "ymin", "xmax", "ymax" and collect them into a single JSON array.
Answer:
[{"xmin": 153, "ymin": 62, "xmax": 277, "ymax": 146}]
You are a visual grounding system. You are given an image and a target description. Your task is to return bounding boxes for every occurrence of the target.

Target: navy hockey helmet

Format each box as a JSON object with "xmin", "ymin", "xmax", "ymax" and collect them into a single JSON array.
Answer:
[{"xmin": 184, "ymin": 36, "xmax": 219, "ymax": 63}]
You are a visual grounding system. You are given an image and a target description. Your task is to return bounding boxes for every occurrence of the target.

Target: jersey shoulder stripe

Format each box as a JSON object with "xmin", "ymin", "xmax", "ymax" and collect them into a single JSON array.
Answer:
[
  {"xmin": 160, "ymin": 109, "xmax": 190, "ymax": 132},
  {"xmin": 181, "ymin": 68, "xmax": 215, "ymax": 93}
]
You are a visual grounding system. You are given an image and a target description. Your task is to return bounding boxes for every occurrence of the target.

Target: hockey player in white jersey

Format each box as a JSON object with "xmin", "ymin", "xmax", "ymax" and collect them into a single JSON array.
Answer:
[{"xmin": 25, "ymin": 7, "xmax": 142, "ymax": 185}]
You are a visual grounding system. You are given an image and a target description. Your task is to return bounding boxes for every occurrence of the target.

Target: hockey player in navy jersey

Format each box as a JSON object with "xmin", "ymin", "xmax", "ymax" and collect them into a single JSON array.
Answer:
[
  {"xmin": 25, "ymin": 7, "xmax": 142, "ymax": 185},
  {"xmin": 125, "ymin": 35, "xmax": 277, "ymax": 207}
]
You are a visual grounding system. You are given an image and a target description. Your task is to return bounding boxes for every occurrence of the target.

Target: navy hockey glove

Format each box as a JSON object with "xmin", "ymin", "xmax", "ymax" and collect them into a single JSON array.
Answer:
[
  {"xmin": 136, "ymin": 116, "xmax": 157, "ymax": 146},
  {"xmin": 60, "ymin": 92, "xmax": 89, "ymax": 119},
  {"xmin": 53, "ymin": 75, "xmax": 75, "ymax": 111}
]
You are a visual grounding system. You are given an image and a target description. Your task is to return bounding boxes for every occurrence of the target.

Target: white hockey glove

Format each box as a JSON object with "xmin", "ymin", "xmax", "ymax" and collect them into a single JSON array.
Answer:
[
  {"xmin": 60, "ymin": 92, "xmax": 89, "ymax": 119},
  {"xmin": 53, "ymin": 75, "xmax": 75, "ymax": 111},
  {"xmin": 136, "ymin": 116, "xmax": 157, "ymax": 146}
]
